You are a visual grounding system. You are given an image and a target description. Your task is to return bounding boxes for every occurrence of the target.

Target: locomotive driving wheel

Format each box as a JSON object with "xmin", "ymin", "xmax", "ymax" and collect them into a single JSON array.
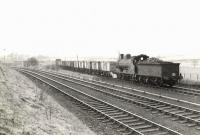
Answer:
[
  {"xmin": 138, "ymin": 76, "xmax": 142, "ymax": 83},
  {"xmin": 157, "ymin": 78, "xmax": 163, "ymax": 87},
  {"xmin": 145, "ymin": 77, "xmax": 149, "ymax": 84}
]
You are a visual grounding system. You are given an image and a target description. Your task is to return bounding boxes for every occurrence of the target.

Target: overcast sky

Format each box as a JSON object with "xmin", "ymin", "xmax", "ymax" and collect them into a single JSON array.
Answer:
[{"xmin": 0, "ymin": 0, "xmax": 200, "ymax": 59}]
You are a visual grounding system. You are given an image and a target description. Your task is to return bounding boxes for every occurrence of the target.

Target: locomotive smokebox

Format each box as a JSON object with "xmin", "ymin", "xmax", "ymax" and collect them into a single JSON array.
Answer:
[{"xmin": 125, "ymin": 54, "xmax": 131, "ymax": 59}]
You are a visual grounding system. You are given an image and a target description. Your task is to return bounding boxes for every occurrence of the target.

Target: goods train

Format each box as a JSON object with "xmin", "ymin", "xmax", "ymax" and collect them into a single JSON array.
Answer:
[{"xmin": 55, "ymin": 54, "xmax": 181, "ymax": 86}]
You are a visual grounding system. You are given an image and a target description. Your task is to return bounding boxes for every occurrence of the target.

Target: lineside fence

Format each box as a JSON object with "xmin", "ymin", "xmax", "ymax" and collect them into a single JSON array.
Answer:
[{"xmin": 180, "ymin": 66, "xmax": 200, "ymax": 82}]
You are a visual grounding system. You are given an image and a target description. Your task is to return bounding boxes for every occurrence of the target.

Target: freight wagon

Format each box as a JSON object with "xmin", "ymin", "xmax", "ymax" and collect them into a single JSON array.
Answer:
[{"xmin": 55, "ymin": 59, "xmax": 61, "ymax": 66}]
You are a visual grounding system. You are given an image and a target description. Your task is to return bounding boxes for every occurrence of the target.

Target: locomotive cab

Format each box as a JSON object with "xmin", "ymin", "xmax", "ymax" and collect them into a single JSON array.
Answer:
[{"xmin": 132, "ymin": 54, "xmax": 149, "ymax": 64}]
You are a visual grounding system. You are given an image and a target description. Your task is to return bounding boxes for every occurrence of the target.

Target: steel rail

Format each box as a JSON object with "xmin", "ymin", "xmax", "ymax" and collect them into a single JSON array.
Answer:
[
  {"xmin": 46, "ymin": 70, "xmax": 200, "ymax": 107},
  {"xmin": 29, "ymin": 68, "xmax": 200, "ymax": 108},
  {"xmin": 18, "ymin": 69, "xmax": 182, "ymax": 135},
  {"xmin": 173, "ymin": 86, "xmax": 200, "ymax": 96},
  {"xmin": 23, "ymin": 69, "xmax": 200, "ymax": 128}
]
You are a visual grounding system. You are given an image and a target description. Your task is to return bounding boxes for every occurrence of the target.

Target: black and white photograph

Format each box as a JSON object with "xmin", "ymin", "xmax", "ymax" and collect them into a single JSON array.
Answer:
[{"xmin": 0, "ymin": 0, "xmax": 200, "ymax": 135}]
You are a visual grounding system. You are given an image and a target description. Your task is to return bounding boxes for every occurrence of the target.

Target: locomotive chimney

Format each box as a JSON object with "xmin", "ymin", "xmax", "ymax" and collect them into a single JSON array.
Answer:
[{"xmin": 120, "ymin": 54, "xmax": 124, "ymax": 59}]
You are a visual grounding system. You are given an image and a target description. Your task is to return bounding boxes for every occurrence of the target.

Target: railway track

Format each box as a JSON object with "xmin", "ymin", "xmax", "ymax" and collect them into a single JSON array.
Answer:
[
  {"xmin": 172, "ymin": 86, "xmax": 200, "ymax": 96},
  {"xmin": 19, "ymin": 68, "xmax": 200, "ymax": 130},
  {"xmin": 96, "ymin": 78, "xmax": 200, "ymax": 97},
  {"xmin": 102, "ymin": 77, "xmax": 200, "ymax": 97},
  {"xmin": 59, "ymin": 69, "xmax": 200, "ymax": 96},
  {"xmin": 29, "ymin": 69, "xmax": 200, "ymax": 107},
  {"xmin": 17, "ymin": 69, "xmax": 182, "ymax": 135},
  {"xmin": 46, "ymin": 72, "xmax": 200, "ymax": 107},
  {"xmin": 115, "ymin": 79, "xmax": 200, "ymax": 96}
]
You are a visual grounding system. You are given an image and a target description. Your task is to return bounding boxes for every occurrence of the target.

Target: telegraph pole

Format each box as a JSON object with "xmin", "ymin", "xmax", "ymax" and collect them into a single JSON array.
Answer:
[{"xmin": 77, "ymin": 55, "xmax": 79, "ymax": 68}]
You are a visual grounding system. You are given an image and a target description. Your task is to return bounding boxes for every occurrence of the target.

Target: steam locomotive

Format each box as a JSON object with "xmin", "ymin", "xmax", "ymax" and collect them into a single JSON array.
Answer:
[{"xmin": 56, "ymin": 54, "xmax": 181, "ymax": 86}]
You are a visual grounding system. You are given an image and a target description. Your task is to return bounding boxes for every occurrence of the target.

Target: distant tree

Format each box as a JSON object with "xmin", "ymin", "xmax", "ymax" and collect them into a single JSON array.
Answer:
[{"xmin": 27, "ymin": 57, "xmax": 39, "ymax": 66}]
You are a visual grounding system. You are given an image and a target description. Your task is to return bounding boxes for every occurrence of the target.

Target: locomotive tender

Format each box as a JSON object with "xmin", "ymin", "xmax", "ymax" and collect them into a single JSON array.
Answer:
[{"xmin": 56, "ymin": 54, "xmax": 181, "ymax": 86}]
